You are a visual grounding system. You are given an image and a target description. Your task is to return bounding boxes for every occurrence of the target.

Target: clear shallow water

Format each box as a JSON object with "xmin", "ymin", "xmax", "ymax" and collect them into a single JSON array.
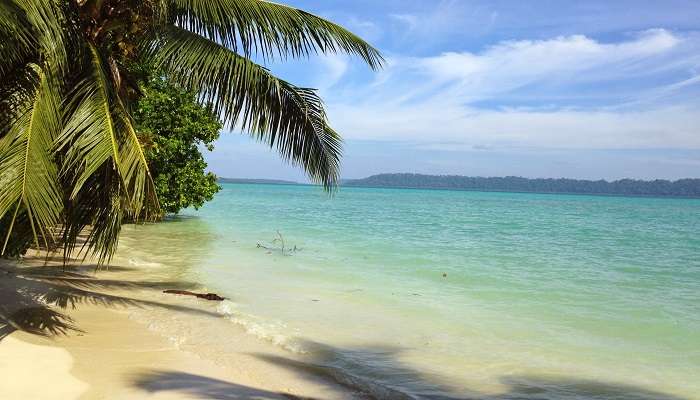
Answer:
[{"xmin": 118, "ymin": 184, "xmax": 700, "ymax": 399}]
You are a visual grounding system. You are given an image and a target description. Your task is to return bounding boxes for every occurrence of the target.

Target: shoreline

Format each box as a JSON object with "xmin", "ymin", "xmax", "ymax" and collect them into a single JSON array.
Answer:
[{"xmin": 0, "ymin": 254, "xmax": 368, "ymax": 400}]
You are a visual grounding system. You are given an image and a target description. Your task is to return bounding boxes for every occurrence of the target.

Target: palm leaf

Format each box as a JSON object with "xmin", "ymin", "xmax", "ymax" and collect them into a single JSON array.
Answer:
[
  {"xmin": 58, "ymin": 45, "xmax": 122, "ymax": 198},
  {"xmin": 0, "ymin": 2, "xmax": 37, "ymax": 80},
  {"xmin": 143, "ymin": 26, "xmax": 342, "ymax": 188},
  {"xmin": 168, "ymin": 0, "xmax": 383, "ymax": 67},
  {"xmin": 113, "ymin": 100, "xmax": 159, "ymax": 217},
  {"xmin": 0, "ymin": 63, "xmax": 63, "ymax": 254},
  {"xmin": 8, "ymin": 0, "xmax": 69, "ymax": 74},
  {"xmin": 1, "ymin": 64, "xmax": 41, "ymax": 136},
  {"xmin": 58, "ymin": 163, "xmax": 121, "ymax": 265},
  {"xmin": 57, "ymin": 43, "xmax": 157, "ymax": 263}
]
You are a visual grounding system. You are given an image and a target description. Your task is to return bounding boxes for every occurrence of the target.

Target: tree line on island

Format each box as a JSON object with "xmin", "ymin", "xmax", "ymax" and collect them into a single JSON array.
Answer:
[{"xmin": 342, "ymin": 173, "xmax": 700, "ymax": 198}]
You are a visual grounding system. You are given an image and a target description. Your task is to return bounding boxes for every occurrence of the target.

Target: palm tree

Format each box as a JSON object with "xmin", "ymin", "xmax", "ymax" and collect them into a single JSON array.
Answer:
[{"xmin": 0, "ymin": 0, "xmax": 382, "ymax": 263}]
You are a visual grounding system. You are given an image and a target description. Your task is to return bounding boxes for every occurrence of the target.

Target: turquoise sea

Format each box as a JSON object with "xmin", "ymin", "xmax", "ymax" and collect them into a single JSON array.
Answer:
[{"xmin": 118, "ymin": 183, "xmax": 700, "ymax": 399}]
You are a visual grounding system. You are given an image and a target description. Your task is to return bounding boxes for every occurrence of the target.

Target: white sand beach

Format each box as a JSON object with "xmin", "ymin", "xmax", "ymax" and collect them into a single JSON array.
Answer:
[{"xmin": 0, "ymin": 254, "xmax": 366, "ymax": 400}]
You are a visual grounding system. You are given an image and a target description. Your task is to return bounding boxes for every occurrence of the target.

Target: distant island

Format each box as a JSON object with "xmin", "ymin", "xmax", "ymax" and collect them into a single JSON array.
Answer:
[{"xmin": 343, "ymin": 173, "xmax": 700, "ymax": 198}]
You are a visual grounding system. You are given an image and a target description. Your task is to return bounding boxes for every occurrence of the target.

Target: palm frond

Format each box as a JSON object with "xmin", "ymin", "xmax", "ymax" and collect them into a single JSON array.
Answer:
[
  {"xmin": 59, "ymin": 164, "xmax": 123, "ymax": 265},
  {"xmin": 58, "ymin": 45, "xmax": 122, "ymax": 197},
  {"xmin": 143, "ymin": 26, "xmax": 342, "ymax": 188},
  {"xmin": 0, "ymin": 209, "xmax": 36, "ymax": 257},
  {"xmin": 0, "ymin": 63, "xmax": 63, "ymax": 255},
  {"xmin": 113, "ymin": 101, "xmax": 159, "ymax": 217},
  {"xmin": 57, "ymin": 44, "xmax": 157, "ymax": 263},
  {"xmin": 0, "ymin": 63, "xmax": 41, "ymax": 137},
  {"xmin": 0, "ymin": 2, "xmax": 37, "ymax": 80},
  {"xmin": 168, "ymin": 0, "xmax": 383, "ymax": 68},
  {"xmin": 59, "ymin": 44, "xmax": 154, "ymax": 206},
  {"xmin": 9, "ymin": 0, "xmax": 69, "ymax": 74}
]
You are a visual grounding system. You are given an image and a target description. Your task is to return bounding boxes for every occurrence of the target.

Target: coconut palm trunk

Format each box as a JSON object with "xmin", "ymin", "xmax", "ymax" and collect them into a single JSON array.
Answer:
[{"xmin": 0, "ymin": 0, "xmax": 382, "ymax": 263}]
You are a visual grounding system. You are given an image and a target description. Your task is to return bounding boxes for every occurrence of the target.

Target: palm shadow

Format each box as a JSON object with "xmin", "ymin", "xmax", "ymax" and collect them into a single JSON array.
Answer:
[
  {"xmin": 0, "ymin": 256, "xmax": 222, "ymax": 341},
  {"xmin": 253, "ymin": 344, "xmax": 456, "ymax": 400},
  {"xmin": 492, "ymin": 375, "xmax": 689, "ymax": 400},
  {"xmin": 131, "ymin": 370, "xmax": 320, "ymax": 400},
  {"xmin": 1, "ymin": 215, "xmax": 219, "ymax": 341},
  {"xmin": 248, "ymin": 341, "xmax": 690, "ymax": 400},
  {"xmin": 129, "ymin": 364, "xmax": 690, "ymax": 400}
]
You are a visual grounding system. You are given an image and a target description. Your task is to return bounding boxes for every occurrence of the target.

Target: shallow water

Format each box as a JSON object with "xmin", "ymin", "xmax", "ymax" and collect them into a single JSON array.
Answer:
[{"xmin": 117, "ymin": 183, "xmax": 700, "ymax": 399}]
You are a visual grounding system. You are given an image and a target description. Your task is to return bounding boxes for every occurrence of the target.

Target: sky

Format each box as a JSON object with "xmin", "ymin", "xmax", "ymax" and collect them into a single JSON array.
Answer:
[{"xmin": 205, "ymin": 0, "xmax": 700, "ymax": 181}]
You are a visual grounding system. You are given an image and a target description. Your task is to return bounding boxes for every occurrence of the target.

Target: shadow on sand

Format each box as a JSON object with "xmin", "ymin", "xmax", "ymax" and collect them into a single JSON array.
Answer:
[
  {"xmin": 132, "ymin": 371, "xmax": 323, "ymax": 400},
  {"xmin": 249, "ymin": 342, "xmax": 689, "ymax": 400},
  {"xmin": 130, "ymin": 367, "xmax": 689, "ymax": 400},
  {"xmin": 128, "ymin": 340, "xmax": 690, "ymax": 400},
  {"xmin": 0, "ymin": 255, "xmax": 220, "ymax": 341}
]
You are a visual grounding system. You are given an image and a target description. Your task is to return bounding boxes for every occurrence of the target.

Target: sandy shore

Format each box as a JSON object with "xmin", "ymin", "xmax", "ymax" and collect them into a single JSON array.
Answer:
[{"xmin": 0, "ymin": 255, "xmax": 366, "ymax": 400}]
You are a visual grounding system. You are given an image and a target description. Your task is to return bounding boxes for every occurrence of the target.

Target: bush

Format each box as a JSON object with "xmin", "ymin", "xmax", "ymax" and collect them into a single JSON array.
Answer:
[{"xmin": 133, "ymin": 77, "xmax": 223, "ymax": 216}]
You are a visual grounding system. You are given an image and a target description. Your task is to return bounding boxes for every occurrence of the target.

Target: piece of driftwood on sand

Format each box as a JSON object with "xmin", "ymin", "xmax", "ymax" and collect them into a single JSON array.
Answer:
[{"xmin": 163, "ymin": 290, "xmax": 226, "ymax": 301}]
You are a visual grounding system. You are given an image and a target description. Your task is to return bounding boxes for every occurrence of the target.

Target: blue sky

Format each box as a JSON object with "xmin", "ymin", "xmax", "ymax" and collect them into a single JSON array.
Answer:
[{"xmin": 206, "ymin": 0, "xmax": 700, "ymax": 181}]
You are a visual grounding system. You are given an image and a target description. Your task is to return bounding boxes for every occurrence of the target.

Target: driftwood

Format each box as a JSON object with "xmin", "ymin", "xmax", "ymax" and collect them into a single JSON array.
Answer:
[
  {"xmin": 256, "ymin": 230, "xmax": 301, "ymax": 255},
  {"xmin": 163, "ymin": 290, "xmax": 225, "ymax": 301}
]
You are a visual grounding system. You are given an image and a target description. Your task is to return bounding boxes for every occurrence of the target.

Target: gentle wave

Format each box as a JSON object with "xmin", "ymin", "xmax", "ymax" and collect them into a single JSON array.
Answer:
[
  {"xmin": 216, "ymin": 300, "xmax": 307, "ymax": 354},
  {"xmin": 127, "ymin": 257, "xmax": 165, "ymax": 268},
  {"xmin": 215, "ymin": 301, "xmax": 440, "ymax": 399}
]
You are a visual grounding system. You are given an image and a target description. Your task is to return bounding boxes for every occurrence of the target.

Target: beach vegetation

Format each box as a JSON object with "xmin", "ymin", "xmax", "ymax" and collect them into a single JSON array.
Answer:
[
  {"xmin": 133, "ymin": 72, "xmax": 222, "ymax": 217},
  {"xmin": 0, "ymin": 0, "xmax": 382, "ymax": 262}
]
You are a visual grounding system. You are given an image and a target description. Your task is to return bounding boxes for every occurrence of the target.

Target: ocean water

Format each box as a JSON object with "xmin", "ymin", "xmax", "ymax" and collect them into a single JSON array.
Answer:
[{"xmin": 117, "ymin": 183, "xmax": 700, "ymax": 399}]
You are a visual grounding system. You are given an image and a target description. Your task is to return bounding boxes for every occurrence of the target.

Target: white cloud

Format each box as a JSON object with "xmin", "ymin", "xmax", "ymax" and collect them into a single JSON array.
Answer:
[
  {"xmin": 315, "ymin": 54, "xmax": 349, "ymax": 92},
  {"xmin": 411, "ymin": 29, "xmax": 682, "ymax": 100},
  {"xmin": 329, "ymin": 103, "xmax": 700, "ymax": 149},
  {"xmin": 424, "ymin": 29, "xmax": 677, "ymax": 76},
  {"xmin": 389, "ymin": 13, "xmax": 419, "ymax": 30},
  {"xmin": 324, "ymin": 29, "xmax": 700, "ymax": 150},
  {"xmin": 345, "ymin": 16, "xmax": 382, "ymax": 43}
]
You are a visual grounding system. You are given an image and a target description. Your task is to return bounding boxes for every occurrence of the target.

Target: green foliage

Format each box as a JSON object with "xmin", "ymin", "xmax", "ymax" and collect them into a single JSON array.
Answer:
[
  {"xmin": 0, "ymin": 0, "xmax": 381, "ymax": 263},
  {"xmin": 0, "ymin": 211, "xmax": 35, "ymax": 257},
  {"xmin": 133, "ymin": 77, "xmax": 223, "ymax": 216}
]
